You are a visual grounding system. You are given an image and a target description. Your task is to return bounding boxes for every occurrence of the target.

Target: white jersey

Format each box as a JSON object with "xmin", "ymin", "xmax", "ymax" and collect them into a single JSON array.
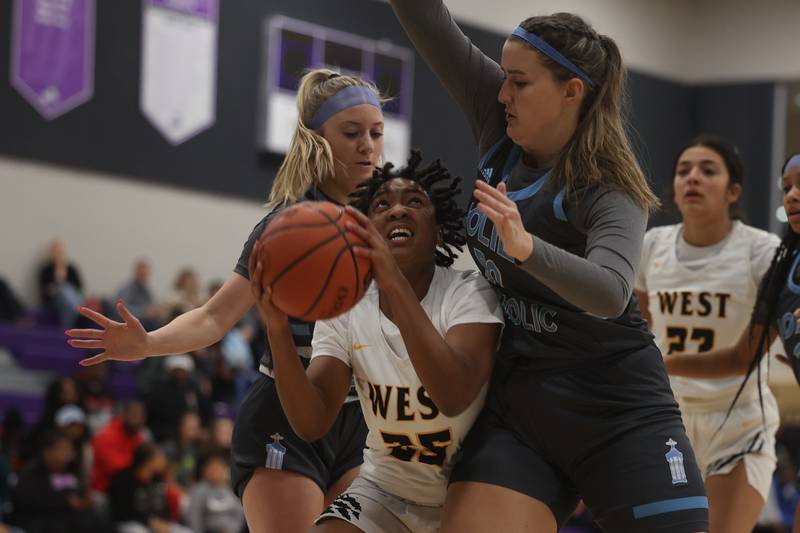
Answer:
[
  {"xmin": 637, "ymin": 221, "xmax": 780, "ymax": 408},
  {"xmin": 312, "ymin": 267, "xmax": 504, "ymax": 506}
]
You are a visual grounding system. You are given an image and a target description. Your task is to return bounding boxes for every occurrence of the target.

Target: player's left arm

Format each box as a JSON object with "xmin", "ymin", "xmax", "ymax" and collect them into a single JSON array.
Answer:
[{"xmin": 384, "ymin": 279, "xmax": 501, "ymax": 418}]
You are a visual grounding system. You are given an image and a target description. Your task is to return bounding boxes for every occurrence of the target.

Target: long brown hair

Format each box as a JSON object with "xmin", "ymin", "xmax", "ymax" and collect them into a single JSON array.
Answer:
[{"xmin": 516, "ymin": 14, "xmax": 659, "ymax": 211}]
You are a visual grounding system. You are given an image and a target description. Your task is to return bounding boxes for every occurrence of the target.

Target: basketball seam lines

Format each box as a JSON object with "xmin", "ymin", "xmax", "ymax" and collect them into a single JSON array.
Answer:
[{"xmin": 299, "ymin": 245, "xmax": 351, "ymax": 320}]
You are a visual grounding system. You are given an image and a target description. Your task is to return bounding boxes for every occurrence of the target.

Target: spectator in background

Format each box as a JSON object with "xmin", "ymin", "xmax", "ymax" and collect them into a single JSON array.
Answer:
[
  {"xmin": 208, "ymin": 416, "xmax": 233, "ymax": 457},
  {"xmin": 90, "ymin": 400, "xmax": 147, "ymax": 493},
  {"xmin": 37, "ymin": 239, "xmax": 84, "ymax": 328},
  {"xmin": 55, "ymin": 404, "xmax": 93, "ymax": 484},
  {"xmin": 145, "ymin": 354, "xmax": 211, "ymax": 443},
  {"xmin": 0, "ymin": 409, "xmax": 24, "ymax": 474},
  {"xmin": 22, "ymin": 376, "xmax": 82, "ymax": 461},
  {"xmin": 163, "ymin": 412, "xmax": 203, "ymax": 489},
  {"xmin": 108, "ymin": 442, "xmax": 189, "ymax": 533},
  {"xmin": 115, "ymin": 259, "xmax": 163, "ymax": 331},
  {"xmin": 73, "ymin": 363, "xmax": 114, "ymax": 434},
  {"xmin": 186, "ymin": 449, "xmax": 243, "ymax": 533},
  {"xmin": 165, "ymin": 268, "xmax": 202, "ymax": 320},
  {"xmin": 0, "ymin": 277, "xmax": 25, "ymax": 324},
  {"xmin": 11, "ymin": 431, "xmax": 99, "ymax": 533}
]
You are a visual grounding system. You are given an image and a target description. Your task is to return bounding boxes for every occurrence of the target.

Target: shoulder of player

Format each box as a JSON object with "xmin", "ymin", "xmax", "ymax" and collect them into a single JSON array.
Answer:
[
  {"xmin": 734, "ymin": 221, "xmax": 780, "ymax": 247},
  {"xmin": 642, "ymin": 223, "xmax": 680, "ymax": 246}
]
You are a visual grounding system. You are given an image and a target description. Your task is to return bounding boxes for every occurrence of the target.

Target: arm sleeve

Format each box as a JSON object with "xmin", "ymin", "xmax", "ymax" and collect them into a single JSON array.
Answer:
[
  {"xmin": 518, "ymin": 188, "xmax": 647, "ymax": 318},
  {"xmin": 443, "ymin": 271, "xmax": 505, "ymax": 330},
  {"xmin": 311, "ymin": 314, "xmax": 352, "ymax": 367},
  {"xmin": 388, "ymin": 0, "xmax": 506, "ymax": 152}
]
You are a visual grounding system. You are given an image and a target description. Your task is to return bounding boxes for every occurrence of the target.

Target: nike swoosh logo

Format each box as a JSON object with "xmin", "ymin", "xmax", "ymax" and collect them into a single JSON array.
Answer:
[{"xmin": 352, "ymin": 344, "xmax": 368, "ymax": 351}]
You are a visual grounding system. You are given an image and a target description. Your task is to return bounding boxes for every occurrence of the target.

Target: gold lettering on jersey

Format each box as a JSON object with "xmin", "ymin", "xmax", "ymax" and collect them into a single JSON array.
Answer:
[
  {"xmin": 657, "ymin": 291, "xmax": 730, "ymax": 318},
  {"xmin": 367, "ymin": 382, "xmax": 441, "ymax": 421}
]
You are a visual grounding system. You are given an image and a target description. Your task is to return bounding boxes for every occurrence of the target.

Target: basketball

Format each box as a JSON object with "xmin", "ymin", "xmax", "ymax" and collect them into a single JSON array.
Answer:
[{"xmin": 254, "ymin": 201, "xmax": 373, "ymax": 321}]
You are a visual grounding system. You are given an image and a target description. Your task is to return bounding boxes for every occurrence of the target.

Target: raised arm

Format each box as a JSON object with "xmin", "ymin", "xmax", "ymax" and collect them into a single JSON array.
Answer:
[
  {"xmin": 347, "ymin": 207, "xmax": 502, "ymax": 417},
  {"xmin": 665, "ymin": 322, "xmax": 777, "ymax": 379},
  {"xmin": 388, "ymin": 0, "xmax": 506, "ymax": 150},
  {"xmin": 68, "ymin": 272, "xmax": 254, "ymax": 366}
]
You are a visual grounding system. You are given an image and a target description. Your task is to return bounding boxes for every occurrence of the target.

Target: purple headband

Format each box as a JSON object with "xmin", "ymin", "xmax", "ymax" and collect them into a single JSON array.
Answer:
[
  {"xmin": 309, "ymin": 86, "xmax": 382, "ymax": 130},
  {"xmin": 784, "ymin": 154, "xmax": 800, "ymax": 174},
  {"xmin": 511, "ymin": 27, "xmax": 596, "ymax": 88}
]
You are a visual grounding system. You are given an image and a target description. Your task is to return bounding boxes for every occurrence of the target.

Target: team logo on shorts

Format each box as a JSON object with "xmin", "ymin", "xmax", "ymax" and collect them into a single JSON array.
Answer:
[
  {"xmin": 664, "ymin": 438, "xmax": 688, "ymax": 485},
  {"xmin": 265, "ymin": 433, "xmax": 286, "ymax": 470},
  {"xmin": 481, "ymin": 168, "xmax": 493, "ymax": 181},
  {"xmin": 324, "ymin": 493, "xmax": 362, "ymax": 521}
]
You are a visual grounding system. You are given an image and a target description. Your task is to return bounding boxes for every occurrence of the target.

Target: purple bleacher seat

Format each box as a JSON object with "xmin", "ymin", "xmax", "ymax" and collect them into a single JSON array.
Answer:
[{"xmin": 0, "ymin": 392, "xmax": 44, "ymax": 427}]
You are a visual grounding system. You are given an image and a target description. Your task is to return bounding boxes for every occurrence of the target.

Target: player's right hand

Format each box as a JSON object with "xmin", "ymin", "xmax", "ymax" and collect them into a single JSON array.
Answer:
[
  {"xmin": 66, "ymin": 300, "xmax": 150, "ymax": 366},
  {"xmin": 249, "ymin": 240, "xmax": 289, "ymax": 331}
]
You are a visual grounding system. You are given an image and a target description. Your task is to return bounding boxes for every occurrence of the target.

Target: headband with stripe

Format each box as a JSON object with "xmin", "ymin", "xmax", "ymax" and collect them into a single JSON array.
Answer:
[
  {"xmin": 309, "ymin": 86, "xmax": 381, "ymax": 130},
  {"xmin": 510, "ymin": 27, "xmax": 596, "ymax": 88}
]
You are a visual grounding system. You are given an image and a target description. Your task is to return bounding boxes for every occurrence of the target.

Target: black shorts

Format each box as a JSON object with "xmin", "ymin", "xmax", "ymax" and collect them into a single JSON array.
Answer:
[
  {"xmin": 451, "ymin": 347, "xmax": 709, "ymax": 533},
  {"xmin": 231, "ymin": 373, "xmax": 367, "ymax": 498}
]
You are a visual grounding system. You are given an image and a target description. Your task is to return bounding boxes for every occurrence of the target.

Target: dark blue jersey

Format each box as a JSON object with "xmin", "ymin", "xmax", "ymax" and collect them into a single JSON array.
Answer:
[
  {"xmin": 756, "ymin": 251, "xmax": 800, "ymax": 384},
  {"xmin": 467, "ymin": 137, "xmax": 652, "ymax": 371},
  {"xmin": 234, "ymin": 186, "xmax": 333, "ymax": 371}
]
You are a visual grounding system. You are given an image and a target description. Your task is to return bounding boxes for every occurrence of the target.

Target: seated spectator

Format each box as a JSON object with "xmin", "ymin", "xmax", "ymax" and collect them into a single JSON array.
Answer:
[
  {"xmin": 37, "ymin": 239, "xmax": 84, "ymax": 328},
  {"xmin": 145, "ymin": 355, "xmax": 211, "ymax": 443},
  {"xmin": 0, "ymin": 277, "xmax": 24, "ymax": 323},
  {"xmin": 163, "ymin": 412, "xmax": 203, "ymax": 489},
  {"xmin": 1, "ymin": 408, "xmax": 25, "ymax": 473},
  {"xmin": 90, "ymin": 401, "xmax": 147, "ymax": 493},
  {"xmin": 73, "ymin": 363, "xmax": 114, "ymax": 434},
  {"xmin": 186, "ymin": 450, "xmax": 243, "ymax": 533},
  {"xmin": 165, "ymin": 268, "xmax": 202, "ymax": 320},
  {"xmin": 114, "ymin": 259, "xmax": 163, "ymax": 331},
  {"xmin": 10, "ymin": 431, "xmax": 100, "ymax": 533},
  {"xmin": 21, "ymin": 376, "xmax": 82, "ymax": 462},
  {"xmin": 55, "ymin": 405, "xmax": 93, "ymax": 483},
  {"xmin": 208, "ymin": 416, "xmax": 232, "ymax": 457},
  {"xmin": 107, "ymin": 443, "xmax": 189, "ymax": 533}
]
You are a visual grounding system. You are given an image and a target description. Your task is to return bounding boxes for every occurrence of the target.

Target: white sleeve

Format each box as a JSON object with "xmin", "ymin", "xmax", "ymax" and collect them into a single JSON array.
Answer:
[
  {"xmin": 750, "ymin": 230, "xmax": 781, "ymax": 286},
  {"xmin": 635, "ymin": 229, "xmax": 655, "ymax": 293},
  {"xmin": 443, "ymin": 270, "xmax": 505, "ymax": 331},
  {"xmin": 311, "ymin": 314, "xmax": 352, "ymax": 367}
]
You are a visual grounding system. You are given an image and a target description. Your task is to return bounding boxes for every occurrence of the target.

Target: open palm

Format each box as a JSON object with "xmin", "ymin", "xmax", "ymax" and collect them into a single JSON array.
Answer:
[{"xmin": 66, "ymin": 300, "xmax": 150, "ymax": 366}]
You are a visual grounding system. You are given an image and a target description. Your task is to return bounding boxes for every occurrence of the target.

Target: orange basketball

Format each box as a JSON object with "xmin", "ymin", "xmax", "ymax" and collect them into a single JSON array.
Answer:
[{"xmin": 254, "ymin": 201, "xmax": 373, "ymax": 321}]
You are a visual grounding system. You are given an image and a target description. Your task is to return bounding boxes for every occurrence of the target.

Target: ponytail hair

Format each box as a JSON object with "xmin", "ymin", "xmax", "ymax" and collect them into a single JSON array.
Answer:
[
  {"xmin": 268, "ymin": 69, "xmax": 384, "ymax": 207},
  {"xmin": 516, "ymin": 14, "xmax": 659, "ymax": 211}
]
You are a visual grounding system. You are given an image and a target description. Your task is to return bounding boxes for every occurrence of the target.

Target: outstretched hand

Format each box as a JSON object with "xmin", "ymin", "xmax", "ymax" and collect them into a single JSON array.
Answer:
[
  {"xmin": 473, "ymin": 180, "xmax": 533, "ymax": 262},
  {"xmin": 345, "ymin": 206, "xmax": 402, "ymax": 291},
  {"xmin": 66, "ymin": 300, "xmax": 150, "ymax": 366},
  {"xmin": 248, "ymin": 239, "xmax": 289, "ymax": 330}
]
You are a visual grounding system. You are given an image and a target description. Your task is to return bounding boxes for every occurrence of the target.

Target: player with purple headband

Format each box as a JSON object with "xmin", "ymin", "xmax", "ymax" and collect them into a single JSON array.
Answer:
[
  {"xmin": 66, "ymin": 68, "xmax": 386, "ymax": 532},
  {"xmin": 387, "ymin": 0, "xmax": 708, "ymax": 531}
]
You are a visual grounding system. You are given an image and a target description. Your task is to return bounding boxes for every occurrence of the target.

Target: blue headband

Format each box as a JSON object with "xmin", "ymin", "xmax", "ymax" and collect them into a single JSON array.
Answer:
[
  {"xmin": 511, "ymin": 27, "xmax": 596, "ymax": 88},
  {"xmin": 309, "ymin": 86, "xmax": 382, "ymax": 130},
  {"xmin": 784, "ymin": 154, "xmax": 800, "ymax": 174}
]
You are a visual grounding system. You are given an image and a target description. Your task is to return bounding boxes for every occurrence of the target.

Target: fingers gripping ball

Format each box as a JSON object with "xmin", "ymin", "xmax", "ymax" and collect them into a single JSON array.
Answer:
[{"xmin": 254, "ymin": 201, "xmax": 373, "ymax": 321}]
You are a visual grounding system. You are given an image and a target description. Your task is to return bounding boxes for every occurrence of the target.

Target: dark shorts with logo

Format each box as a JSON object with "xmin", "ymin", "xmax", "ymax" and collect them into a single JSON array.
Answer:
[
  {"xmin": 450, "ymin": 346, "xmax": 709, "ymax": 532},
  {"xmin": 231, "ymin": 373, "xmax": 367, "ymax": 499}
]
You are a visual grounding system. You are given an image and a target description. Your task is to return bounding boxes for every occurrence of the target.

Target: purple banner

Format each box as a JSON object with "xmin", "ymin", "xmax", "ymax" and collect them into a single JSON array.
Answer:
[
  {"xmin": 10, "ymin": 0, "xmax": 95, "ymax": 120},
  {"xmin": 146, "ymin": 0, "xmax": 217, "ymax": 20}
]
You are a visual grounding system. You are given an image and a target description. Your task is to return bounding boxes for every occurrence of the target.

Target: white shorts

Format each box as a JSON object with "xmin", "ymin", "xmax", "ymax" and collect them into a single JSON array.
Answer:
[
  {"xmin": 681, "ymin": 393, "xmax": 779, "ymax": 501},
  {"xmin": 317, "ymin": 476, "xmax": 441, "ymax": 533}
]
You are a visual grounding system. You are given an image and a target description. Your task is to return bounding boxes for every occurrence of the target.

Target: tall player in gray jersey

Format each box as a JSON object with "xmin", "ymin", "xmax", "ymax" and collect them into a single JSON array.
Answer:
[
  {"xmin": 667, "ymin": 153, "xmax": 800, "ymax": 533},
  {"xmin": 637, "ymin": 136, "xmax": 780, "ymax": 533},
  {"xmin": 388, "ymin": 1, "xmax": 708, "ymax": 531},
  {"xmin": 66, "ymin": 68, "xmax": 386, "ymax": 532}
]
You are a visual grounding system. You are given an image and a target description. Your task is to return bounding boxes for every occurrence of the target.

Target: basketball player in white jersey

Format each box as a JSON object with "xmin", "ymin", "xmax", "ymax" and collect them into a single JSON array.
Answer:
[
  {"xmin": 636, "ymin": 136, "xmax": 780, "ymax": 533},
  {"xmin": 250, "ymin": 152, "xmax": 504, "ymax": 533}
]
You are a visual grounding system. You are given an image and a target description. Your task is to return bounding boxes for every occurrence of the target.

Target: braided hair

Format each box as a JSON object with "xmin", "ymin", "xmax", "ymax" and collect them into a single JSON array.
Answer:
[
  {"xmin": 349, "ymin": 151, "xmax": 465, "ymax": 267},
  {"xmin": 720, "ymin": 154, "xmax": 800, "ymax": 431}
]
